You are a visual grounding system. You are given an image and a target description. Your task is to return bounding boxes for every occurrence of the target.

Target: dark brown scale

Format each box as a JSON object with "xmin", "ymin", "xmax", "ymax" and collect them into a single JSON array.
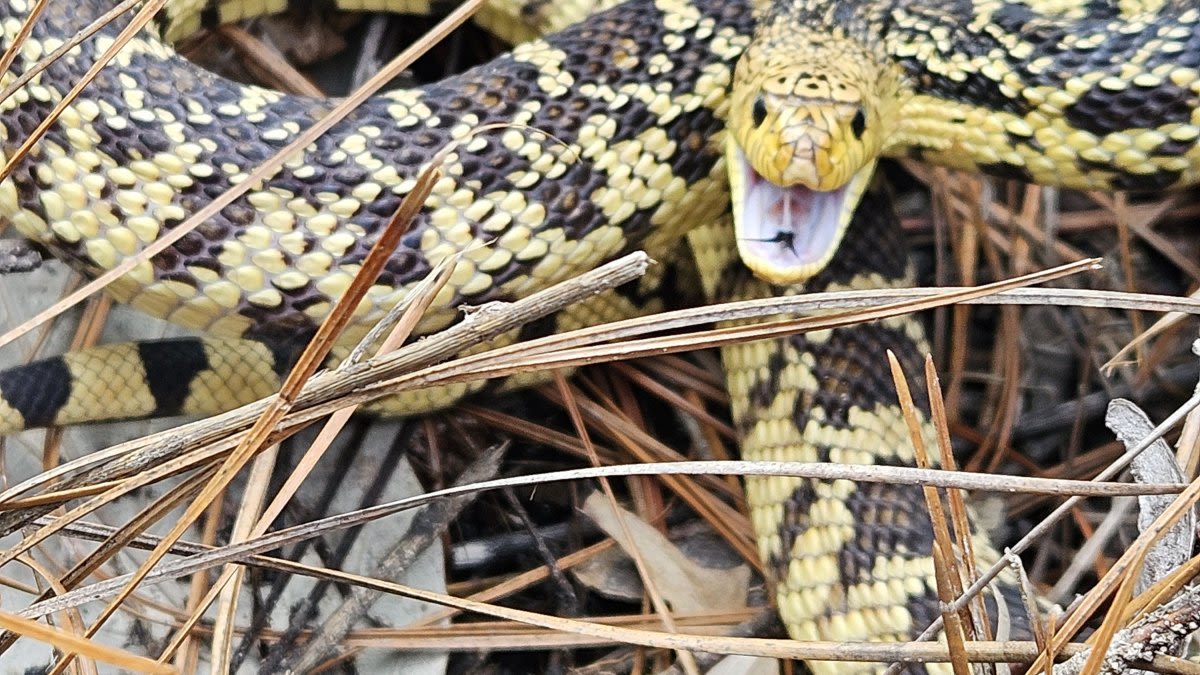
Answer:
[
  {"xmin": 151, "ymin": 247, "xmax": 182, "ymax": 271},
  {"xmin": 1063, "ymin": 80, "xmax": 1196, "ymax": 134},
  {"xmin": 977, "ymin": 160, "xmax": 1035, "ymax": 182},
  {"xmin": 867, "ymin": 0, "xmax": 1200, "ymax": 136},
  {"xmin": 173, "ymin": 231, "xmax": 207, "ymax": 257},
  {"xmin": 1106, "ymin": 167, "xmax": 1183, "ymax": 190},
  {"xmin": 185, "ymin": 257, "xmax": 223, "ymax": 275},
  {"xmin": 1006, "ymin": 129, "xmax": 1042, "ymax": 152},
  {"xmin": 157, "ymin": 270, "xmax": 199, "ymax": 287},
  {"xmin": 837, "ymin": 479, "xmax": 933, "ymax": 572},
  {"xmin": 1155, "ymin": 133, "xmax": 1194, "ymax": 156},
  {"xmin": 273, "ymin": 280, "xmax": 313, "ymax": 298},
  {"xmin": 222, "ymin": 203, "xmax": 258, "ymax": 226},
  {"xmin": 377, "ymin": 246, "xmax": 434, "ymax": 289},
  {"xmin": 444, "ymin": 95, "xmax": 473, "ymax": 112},
  {"xmin": 663, "ymin": 106, "xmax": 724, "ymax": 183},
  {"xmin": 782, "ymin": 322, "xmax": 927, "ymax": 434},
  {"xmin": 365, "ymin": 194, "xmax": 404, "ymax": 217},
  {"xmin": 331, "ymin": 165, "xmax": 369, "ymax": 184}
]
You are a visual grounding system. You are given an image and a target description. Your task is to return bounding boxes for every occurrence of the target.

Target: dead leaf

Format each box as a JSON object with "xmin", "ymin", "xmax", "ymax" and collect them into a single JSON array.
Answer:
[{"xmin": 580, "ymin": 492, "xmax": 750, "ymax": 613}]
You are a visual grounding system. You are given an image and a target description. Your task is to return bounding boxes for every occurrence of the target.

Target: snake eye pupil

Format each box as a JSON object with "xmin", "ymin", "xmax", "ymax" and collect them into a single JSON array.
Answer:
[
  {"xmin": 752, "ymin": 97, "xmax": 768, "ymax": 127},
  {"xmin": 850, "ymin": 108, "xmax": 867, "ymax": 138}
]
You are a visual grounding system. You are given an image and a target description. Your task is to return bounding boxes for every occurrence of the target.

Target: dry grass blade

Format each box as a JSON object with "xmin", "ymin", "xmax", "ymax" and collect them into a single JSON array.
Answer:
[
  {"xmin": 43, "ymin": 159, "xmax": 441, "ymax": 675},
  {"xmin": 540, "ymin": 383, "xmax": 757, "ymax": 568},
  {"xmin": 15, "ymin": 459, "xmax": 1187, "ymax": 627},
  {"xmin": 285, "ymin": 447, "xmax": 505, "ymax": 672},
  {"xmin": 372, "ymin": 259, "xmax": 1101, "ymax": 398},
  {"xmin": 0, "ymin": 254, "xmax": 655, "ymax": 559},
  {"xmin": 0, "ymin": 0, "xmax": 165, "ymax": 196},
  {"xmin": 214, "ymin": 24, "xmax": 324, "ymax": 96},
  {"xmin": 158, "ymin": 255, "xmax": 460, "ymax": 665},
  {"xmin": 905, "ymin": 361, "xmax": 1200, "ymax": 653},
  {"xmin": 552, "ymin": 372, "xmax": 701, "ymax": 675},
  {"xmin": 932, "ymin": 547, "xmax": 972, "ymax": 675},
  {"xmin": 41, "ymin": 556, "xmax": 1200, "ymax": 672},
  {"xmin": 0, "ymin": 468, "xmax": 213, "ymax": 659},
  {"xmin": 0, "ymin": 251, "xmax": 651, "ymax": 518},
  {"xmin": 0, "ymin": 609, "xmax": 175, "ymax": 674},
  {"xmin": 925, "ymin": 356, "xmax": 992, "ymax": 640},
  {"xmin": 327, "ymin": 609, "xmax": 759, "ymax": 649},
  {"xmin": 0, "ymin": 0, "xmax": 489, "ymax": 350},
  {"xmin": 35, "ymin": 509, "xmax": 1199, "ymax": 671},
  {"xmin": 464, "ymin": 405, "xmax": 624, "ymax": 462},
  {"xmin": 299, "ymin": 540, "xmax": 625, "ymax": 669},
  {"xmin": 16, "ymin": 461, "xmax": 1191, "ymax": 557},
  {"xmin": 18, "ymin": 506, "xmax": 1193, "ymax": 672},
  {"xmin": 0, "ymin": 480, "xmax": 117, "ymax": 509},
  {"xmin": 887, "ymin": 351, "xmax": 970, "ymax": 675},
  {"xmin": 610, "ymin": 362, "xmax": 737, "ymax": 440},
  {"xmin": 0, "ymin": 0, "xmax": 141, "ymax": 104},
  {"xmin": 1036, "ymin": 423, "xmax": 1200, "ymax": 672},
  {"xmin": 207, "ymin": 445, "xmax": 277, "ymax": 671},
  {"xmin": 0, "ymin": 277, "xmax": 1187, "ymax": 515},
  {"xmin": 1104, "ymin": 287, "xmax": 1200, "ymax": 372},
  {"xmin": 0, "ymin": 0, "xmax": 48, "ymax": 90},
  {"xmin": 413, "ymin": 539, "xmax": 620, "ymax": 627}
]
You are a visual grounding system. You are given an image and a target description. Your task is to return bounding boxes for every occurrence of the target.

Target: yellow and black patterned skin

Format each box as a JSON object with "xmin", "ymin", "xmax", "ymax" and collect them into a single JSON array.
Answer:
[
  {"xmin": 724, "ymin": 0, "xmax": 1200, "ymax": 284},
  {"xmin": 7, "ymin": 0, "xmax": 1199, "ymax": 668},
  {"xmin": 0, "ymin": 0, "xmax": 749, "ymax": 424},
  {"xmin": 741, "ymin": 0, "xmax": 1200, "ymax": 190},
  {"xmin": 689, "ymin": 191, "xmax": 1030, "ymax": 675},
  {"xmin": 1, "ymin": 0, "xmax": 744, "ymax": 341}
]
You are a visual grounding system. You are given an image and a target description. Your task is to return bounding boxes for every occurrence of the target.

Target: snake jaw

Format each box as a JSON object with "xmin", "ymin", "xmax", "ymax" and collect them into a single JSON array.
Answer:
[{"xmin": 728, "ymin": 135, "xmax": 875, "ymax": 284}]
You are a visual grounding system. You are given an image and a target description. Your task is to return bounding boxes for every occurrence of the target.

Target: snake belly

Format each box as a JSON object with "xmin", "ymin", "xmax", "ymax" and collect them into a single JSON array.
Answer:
[{"xmin": 0, "ymin": 0, "xmax": 1040, "ymax": 670}]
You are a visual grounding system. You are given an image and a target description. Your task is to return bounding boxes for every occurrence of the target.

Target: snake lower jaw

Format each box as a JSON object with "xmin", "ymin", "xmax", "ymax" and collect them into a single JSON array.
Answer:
[{"xmin": 727, "ymin": 136, "xmax": 876, "ymax": 285}]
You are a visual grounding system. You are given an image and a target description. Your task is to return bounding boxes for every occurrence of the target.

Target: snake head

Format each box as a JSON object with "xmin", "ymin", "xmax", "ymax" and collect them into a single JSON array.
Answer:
[{"xmin": 726, "ymin": 31, "xmax": 904, "ymax": 284}]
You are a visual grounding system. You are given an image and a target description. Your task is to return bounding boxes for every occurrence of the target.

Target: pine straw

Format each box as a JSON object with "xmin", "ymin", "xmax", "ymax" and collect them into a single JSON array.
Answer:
[{"xmin": 4, "ymin": 4, "xmax": 1200, "ymax": 674}]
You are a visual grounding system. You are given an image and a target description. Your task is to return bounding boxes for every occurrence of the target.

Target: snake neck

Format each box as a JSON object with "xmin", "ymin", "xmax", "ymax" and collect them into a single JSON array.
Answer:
[
  {"xmin": 724, "ymin": 0, "xmax": 1200, "ymax": 284},
  {"xmin": 761, "ymin": 0, "xmax": 1200, "ymax": 191}
]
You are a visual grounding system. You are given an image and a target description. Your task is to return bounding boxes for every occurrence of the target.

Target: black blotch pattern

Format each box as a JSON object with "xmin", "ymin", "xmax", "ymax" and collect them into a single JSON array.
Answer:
[
  {"xmin": 788, "ymin": 320, "xmax": 929, "ymax": 432},
  {"xmin": 137, "ymin": 339, "xmax": 210, "ymax": 415},
  {"xmin": 978, "ymin": 161, "xmax": 1034, "ymax": 183},
  {"xmin": 1108, "ymin": 167, "xmax": 1182, "ymax": 191},
  {"xmin": 0, "ymin": 357, "xmax": 72, "ymax": 428},
  {"xmin": 1063, "ymin": 80, "xmax": 1196, "ymax": 135},
  {"xmin": 5, "ymin": 0, "xmax": 755, "ymax": 336}
]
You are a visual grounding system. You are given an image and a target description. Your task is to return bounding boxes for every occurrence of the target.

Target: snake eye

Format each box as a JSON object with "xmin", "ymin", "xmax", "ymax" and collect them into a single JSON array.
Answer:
[
  {"xmin": 752, "ymin": 96, "xmax": 768, "ymax": 127},
  {"xmin": 850, "ymin": 108, "xmax": 867, "ymax": 139}
]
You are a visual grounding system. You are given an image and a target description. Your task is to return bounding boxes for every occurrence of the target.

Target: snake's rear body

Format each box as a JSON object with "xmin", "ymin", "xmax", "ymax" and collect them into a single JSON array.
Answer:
[{"xmin": 2, "ymin": 0, "xmax": 1195, "ymax": 668}]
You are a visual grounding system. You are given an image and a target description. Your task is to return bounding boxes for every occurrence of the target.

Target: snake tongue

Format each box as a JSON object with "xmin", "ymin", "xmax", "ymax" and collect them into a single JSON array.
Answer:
[{"xmin": 727, "ymin": 138, "xmax": 848, "ymax": 285}]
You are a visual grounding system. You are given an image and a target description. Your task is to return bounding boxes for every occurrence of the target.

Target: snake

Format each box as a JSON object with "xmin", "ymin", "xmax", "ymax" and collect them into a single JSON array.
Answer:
[{"xmin": 0, "ymin": 0, "xmax": 1197, "ymax": 669}]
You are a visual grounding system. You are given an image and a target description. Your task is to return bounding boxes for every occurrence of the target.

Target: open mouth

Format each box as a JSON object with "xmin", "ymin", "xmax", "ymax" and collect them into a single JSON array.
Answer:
[{"xmin": 727, "ymin": 137, "xmax": 862, "ymax": 285}]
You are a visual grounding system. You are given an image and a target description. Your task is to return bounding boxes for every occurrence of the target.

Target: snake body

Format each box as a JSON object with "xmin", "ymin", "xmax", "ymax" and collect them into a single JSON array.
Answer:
[
  {"xmin": 0, "ymin": 0, "xmax": 1195, "ymax": 669},
  {"xmin": 0, "ymin": 0, "xmax": 749, "ymax": 422},
  {"xmin": 726, "ymin": 0, "xmax": 1200, "ymax": 283}
]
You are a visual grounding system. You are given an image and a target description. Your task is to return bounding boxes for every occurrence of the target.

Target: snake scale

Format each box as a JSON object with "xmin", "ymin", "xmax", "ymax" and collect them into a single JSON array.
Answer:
[{"xmin": 1, "ymin": 0, "xmax": 1198, "ymax": 669}]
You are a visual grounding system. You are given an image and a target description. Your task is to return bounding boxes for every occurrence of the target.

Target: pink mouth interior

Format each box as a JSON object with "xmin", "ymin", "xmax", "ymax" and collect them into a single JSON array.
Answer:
[{"xmin": 736, "ymin": 158, "xmax": 848, "ymax": 273}]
